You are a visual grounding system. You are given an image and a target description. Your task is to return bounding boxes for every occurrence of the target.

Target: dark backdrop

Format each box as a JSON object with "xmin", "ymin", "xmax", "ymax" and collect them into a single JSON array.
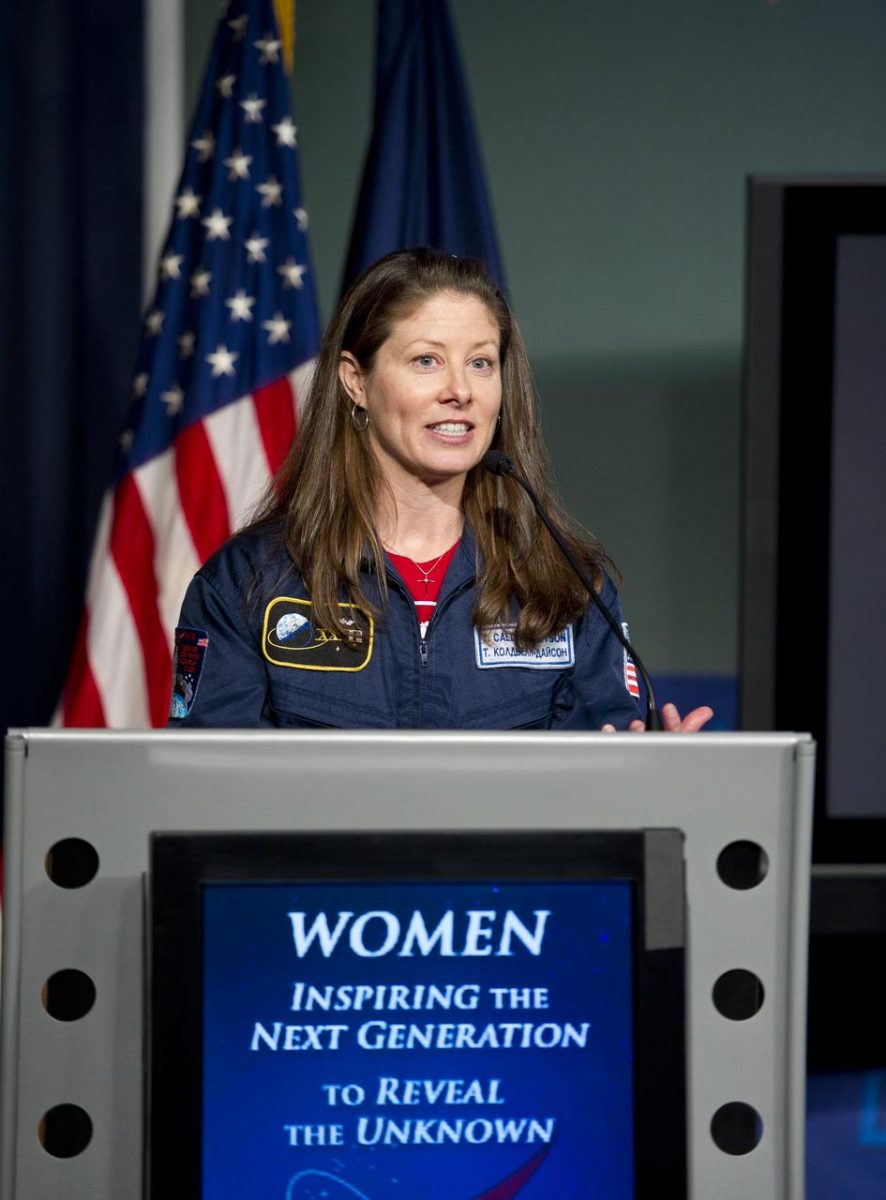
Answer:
[{"xmin": 0, "ymin": 0, "xmax": 144, "ymax": 776}]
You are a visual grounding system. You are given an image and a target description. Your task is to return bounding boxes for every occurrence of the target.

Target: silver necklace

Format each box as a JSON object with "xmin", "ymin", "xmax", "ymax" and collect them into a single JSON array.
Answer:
[{"xmin": 386, "ymin": 547, "xmax": 450, "ymax": 596}]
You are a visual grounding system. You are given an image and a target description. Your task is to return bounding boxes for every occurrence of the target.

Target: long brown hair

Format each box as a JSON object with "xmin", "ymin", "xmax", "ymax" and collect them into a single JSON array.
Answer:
[{"xmin": 252, "ymin": 248, "xmax": 610, "ymax": 648}]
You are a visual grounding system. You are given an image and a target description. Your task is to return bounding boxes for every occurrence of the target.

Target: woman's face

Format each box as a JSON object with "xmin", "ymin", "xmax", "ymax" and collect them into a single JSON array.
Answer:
[{"xmin": 339, "ymin": 290, "xmax": 502, "ymax": 492}]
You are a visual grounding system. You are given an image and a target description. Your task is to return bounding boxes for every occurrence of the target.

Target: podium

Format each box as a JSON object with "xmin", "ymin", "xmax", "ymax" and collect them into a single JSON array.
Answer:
[{"xmin": 1, "ymin": 730, "xmax": 814, "ymax": 1199}]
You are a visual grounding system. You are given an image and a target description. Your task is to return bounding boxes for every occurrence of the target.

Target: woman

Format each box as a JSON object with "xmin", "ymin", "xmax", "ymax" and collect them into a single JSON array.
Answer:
[{"xmin": 169, "ymin": 249, "xmax": 711, "ymax": 732}]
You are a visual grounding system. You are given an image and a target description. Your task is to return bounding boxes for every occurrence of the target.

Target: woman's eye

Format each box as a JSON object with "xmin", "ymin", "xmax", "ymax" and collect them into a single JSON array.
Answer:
[
  {"xmin": 470, "ymin": 356, "xmax": 495, "ymax": 371},
  {"xmin": 414, "ymin": 354, "xmax": 437, "ymax": 368}
]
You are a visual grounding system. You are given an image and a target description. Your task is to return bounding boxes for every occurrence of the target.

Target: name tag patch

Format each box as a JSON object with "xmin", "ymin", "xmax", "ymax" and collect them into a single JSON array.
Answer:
[
  {"xmin": 263, "ymin": 597, "xmax": 373, "ymax": 672},
  {"xmin": 169, "ymin": 627, "xmax": 209, "ymax": 718},
  {"xmin": 475, "ymin": 625, "xmax": 575, "ymax": 670}
]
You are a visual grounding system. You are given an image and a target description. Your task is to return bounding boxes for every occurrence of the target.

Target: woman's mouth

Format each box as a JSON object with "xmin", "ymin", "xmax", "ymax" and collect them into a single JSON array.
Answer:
[{"xmin": 426, "ymin": 421, "xmax": 473, "ymax": 443}]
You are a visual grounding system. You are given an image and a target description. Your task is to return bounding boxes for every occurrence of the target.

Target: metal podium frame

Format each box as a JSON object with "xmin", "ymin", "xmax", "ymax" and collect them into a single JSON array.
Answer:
[{"xmin": 1, "ymin": 730, "xmax": 815, "ymax": 1199}]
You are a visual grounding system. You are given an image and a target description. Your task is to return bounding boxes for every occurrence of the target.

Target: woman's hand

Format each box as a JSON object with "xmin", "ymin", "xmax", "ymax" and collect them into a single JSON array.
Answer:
[{"xmin": 602, "ymin": 702, "xmax": 714, "ymax": 733}]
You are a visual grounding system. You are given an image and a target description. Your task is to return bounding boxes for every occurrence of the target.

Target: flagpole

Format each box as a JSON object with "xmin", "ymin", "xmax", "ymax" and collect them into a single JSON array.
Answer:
[{"xmin": 143, "ymin": 0, "xmax": 185, "ymax": 303}]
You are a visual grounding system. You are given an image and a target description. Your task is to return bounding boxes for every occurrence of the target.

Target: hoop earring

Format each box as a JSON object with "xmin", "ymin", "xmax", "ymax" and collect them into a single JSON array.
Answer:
[{"xmin": 351, "ymin": 404, "xmax": 369, "ymax": 432}]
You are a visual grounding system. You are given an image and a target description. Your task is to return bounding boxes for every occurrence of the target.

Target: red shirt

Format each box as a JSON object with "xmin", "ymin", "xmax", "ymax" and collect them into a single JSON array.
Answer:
[{"xmin": 387, "ymin": 541, "xmax": 461, "ymax": 637}]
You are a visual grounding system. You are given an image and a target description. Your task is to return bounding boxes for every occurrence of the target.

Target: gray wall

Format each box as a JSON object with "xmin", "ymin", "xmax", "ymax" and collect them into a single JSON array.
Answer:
[{"xmin": 186, "ymin": 0, "xmax": 886, "ymax": 675}]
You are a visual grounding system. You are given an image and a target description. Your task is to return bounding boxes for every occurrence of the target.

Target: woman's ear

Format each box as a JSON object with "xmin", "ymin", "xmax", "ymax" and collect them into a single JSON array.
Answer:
[{"xmin": 338, "ymin": 352, "xmax": 366, "ymax": 403}]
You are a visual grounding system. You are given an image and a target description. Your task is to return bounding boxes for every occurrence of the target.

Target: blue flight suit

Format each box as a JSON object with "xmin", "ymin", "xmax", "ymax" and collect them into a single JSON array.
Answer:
[{"xmin": 168, "ymin": 525, "xmax": 642, "ymax": 730}]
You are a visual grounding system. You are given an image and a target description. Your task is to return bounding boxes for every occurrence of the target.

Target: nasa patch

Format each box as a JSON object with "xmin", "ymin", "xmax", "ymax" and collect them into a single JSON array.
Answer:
[
  {"xmin": 474, "ymin": 625, "xmax": 575, "ymax": 669},
  {"xmin": 262, "ymin": 597, "xmax": 374, "ymax": 671},
  {"xmin": 169, "ymin": 626, "xmax": 209, "ymax": 718}
]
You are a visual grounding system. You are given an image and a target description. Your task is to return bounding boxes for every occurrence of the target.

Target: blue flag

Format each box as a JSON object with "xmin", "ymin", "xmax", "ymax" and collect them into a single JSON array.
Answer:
[{"xmin": 341, "ymin": 0, "xmax": 506, "ymax": 294}]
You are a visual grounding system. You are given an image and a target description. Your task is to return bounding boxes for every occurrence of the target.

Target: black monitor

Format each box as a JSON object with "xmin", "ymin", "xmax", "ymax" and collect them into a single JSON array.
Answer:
[
  {"xmin": 148, "ymin": 829, "xmax": 686, "ymax": 1199},
  {"xmin": 742, "ymin": 176, "xmax": 886, "ymax": 1067},
  {"xmin": 742, "ymin": 175, "xmax": 886, "ymax": 867}
]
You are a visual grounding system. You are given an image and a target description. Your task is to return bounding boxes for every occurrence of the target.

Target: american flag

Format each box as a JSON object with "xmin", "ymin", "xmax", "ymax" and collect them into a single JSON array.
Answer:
[
  {"xmin": 57, "ymin": 0, "xmax": 320, "ymax": 727},
  {"xmin": 622, "ymin": 623, "xmax": 641, "ymax": 700}
]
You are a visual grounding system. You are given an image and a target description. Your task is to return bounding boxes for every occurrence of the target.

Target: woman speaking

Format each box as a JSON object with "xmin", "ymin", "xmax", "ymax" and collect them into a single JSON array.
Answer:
[{"xmin": 169, "ymin": 248, "xmax": 710, "ymax": 732}]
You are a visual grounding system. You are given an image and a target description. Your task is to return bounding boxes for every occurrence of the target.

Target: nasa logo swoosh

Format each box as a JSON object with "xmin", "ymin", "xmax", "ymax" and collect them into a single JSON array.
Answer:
[
  {"xmin": 262, "ymin": 597, "xmax": 374, "ymax": 672},
  {"xmin": 283, "ymin": 1147, "xmax": 550, "ymax": 1200},
  {"xmin": 285, "ymin": 1170, "xmax": 370, "ymax": 1200},
  {"xmin": 472, "ymin": 1147, "xmax": 550, "ymax": 1198}
]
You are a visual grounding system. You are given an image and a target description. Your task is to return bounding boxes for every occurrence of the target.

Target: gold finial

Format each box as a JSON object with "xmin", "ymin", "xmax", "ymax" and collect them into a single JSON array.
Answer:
[{"xmin": 273, "ymin": 0, "xmax": 296, "ymax": 75}]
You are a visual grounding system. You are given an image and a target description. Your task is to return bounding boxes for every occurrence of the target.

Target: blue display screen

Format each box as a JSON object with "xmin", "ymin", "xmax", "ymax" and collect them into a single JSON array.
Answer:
[{"xmin": 202, "ymin": 880, "xmax": 635, "ymax": 1199}]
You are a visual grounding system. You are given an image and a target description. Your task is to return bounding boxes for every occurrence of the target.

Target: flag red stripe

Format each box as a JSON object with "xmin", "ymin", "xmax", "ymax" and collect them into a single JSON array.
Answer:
[
  {"xmin": 253, "ymin": 376, "xmax": 297, "ymax": 473},
  {"xmin": 61, "ymin": 609, "xmax": 107, "ymax": 726},
  {"xmin": 109, "ymin": 477, "xmax": 174, "ymax": 727},
  {"xmin": 175, "ymin": 420, "xmax": 231, "ymax": 564}
]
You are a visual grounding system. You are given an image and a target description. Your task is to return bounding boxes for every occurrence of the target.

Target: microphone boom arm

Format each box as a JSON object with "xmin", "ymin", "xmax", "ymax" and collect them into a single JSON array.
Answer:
[{"xmin": 481, "ymin": 450, "xmax": 662, "ymax": 731}]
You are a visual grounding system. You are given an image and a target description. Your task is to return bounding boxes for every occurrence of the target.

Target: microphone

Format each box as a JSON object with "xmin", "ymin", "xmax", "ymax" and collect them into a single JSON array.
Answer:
[{"xmin": 481, "ymin": 450, "xmax": 662, "ymax": 730}]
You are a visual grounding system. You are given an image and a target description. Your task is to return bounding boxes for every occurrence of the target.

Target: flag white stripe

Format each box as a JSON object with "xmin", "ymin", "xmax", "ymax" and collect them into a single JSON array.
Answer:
[
  {"xmin": 135, "ymin": 452, "xmax": 202, "ymax": 642},
  {"xmin": 290, "ymin": 359, "xmax": 316, "ymax": 417},
  {"xmin": 204, "ymin": 394, "xmax": 272, "ymax": 533},
  {"xmin": 86, "ymin": 550, "xmax": 152, "ymax": 729}
]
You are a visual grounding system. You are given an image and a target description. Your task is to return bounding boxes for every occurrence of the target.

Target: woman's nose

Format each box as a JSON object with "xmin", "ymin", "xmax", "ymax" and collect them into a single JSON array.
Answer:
[{"xmin": 440, "ymin": 365, "xmax": 471, "ymax": 404}]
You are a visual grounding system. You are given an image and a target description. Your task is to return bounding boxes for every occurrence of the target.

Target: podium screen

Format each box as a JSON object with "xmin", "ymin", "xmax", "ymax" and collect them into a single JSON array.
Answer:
[{"xmin": 150, "ymin": 832, "xmax": 685, "ymax": 1199}]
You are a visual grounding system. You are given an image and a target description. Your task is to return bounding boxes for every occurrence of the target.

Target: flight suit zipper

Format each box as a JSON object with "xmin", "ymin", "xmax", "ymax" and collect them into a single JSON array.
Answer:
[
  {"xmin": 419, "ymin": 576, "xmax": 476, "ymax": 665},
  {"xmin": 385, "ymin": 561, "xmax": 475, "ymax": 723}
]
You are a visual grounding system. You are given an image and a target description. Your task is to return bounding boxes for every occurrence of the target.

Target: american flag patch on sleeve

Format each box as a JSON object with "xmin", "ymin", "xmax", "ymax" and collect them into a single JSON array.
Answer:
[{"xmin": 622, "ymin": 622, "xmax": 641, "ymax": 699}]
